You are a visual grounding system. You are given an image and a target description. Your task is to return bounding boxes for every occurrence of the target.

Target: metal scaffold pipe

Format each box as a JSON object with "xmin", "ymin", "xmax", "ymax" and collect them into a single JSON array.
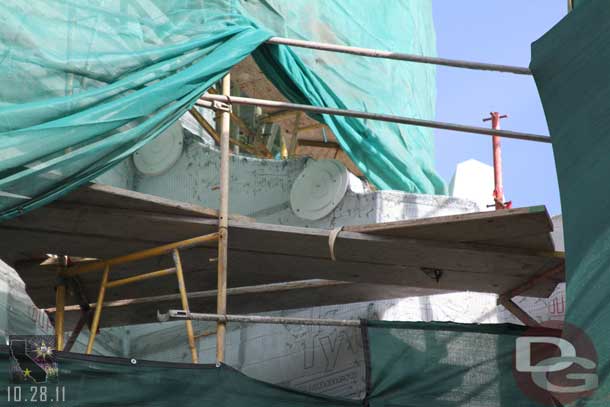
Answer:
[
  {"xmin": 198, "ymin": 95, "xmax": 552, "ymax": 144},
  {"xmin": 169, "ymin": 310, "xmax": 362, "ymax": 327},
  {"xmin": 266, "ymin": 37, "xmax": 532, "ymax": 75}
]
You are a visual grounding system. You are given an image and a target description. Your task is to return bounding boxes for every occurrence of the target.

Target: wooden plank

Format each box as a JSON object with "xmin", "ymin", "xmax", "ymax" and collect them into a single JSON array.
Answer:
[
  {"xmin": 344, "ymin": 206, "xmax": 555, "ymax": 251},
  {"xmin": 17, "ymin": 239, "xmax": 560, "ymax": 310},
  {"xmin": 47, "ymin": 280, "xmax": 354, "ymax": 312},
  {"xmin": 6, "ymin": 222, "xmax": 562, "ymax": 307},
  {"xmin": 2, "ymin": 203, "xmax": 563, "ymax": 316},
  {"xmin": 59, "ymin": 183, "xmax": 253, "ymax": 223},
  {"xmin": 4, "ymin": 205, "xmax": 558, "ymax": 268},
  {"xmin": 298, "ymin": 140, "xmax": 340, "ymax": 149}
]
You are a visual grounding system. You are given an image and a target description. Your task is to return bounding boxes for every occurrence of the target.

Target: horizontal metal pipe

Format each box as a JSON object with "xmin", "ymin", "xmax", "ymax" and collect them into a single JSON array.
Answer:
[
  {"xmin": 170, "ymin": 310, "xmax": 362, "ymax": 327},
  {"xmin": 267, "ymin": 37, "xmax": 532, "ymax": 75},
  {"xmin": 62, "ymin": 232, "xmax": 219, "ymax": 277},
  {"xmin": 198, "ymin": 95, "xmax": 551, "ymax": 144},
  {"xmin": 105, "ymin": 267, "xmax": 177, "ymax": 289}
]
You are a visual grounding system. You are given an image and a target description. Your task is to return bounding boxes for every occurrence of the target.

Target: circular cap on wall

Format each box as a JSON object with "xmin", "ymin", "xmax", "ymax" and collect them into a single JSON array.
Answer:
[
  {"xmin": 290, "ymin": 159, "xmax": 349, "ymax": 220},
  {"xmin": 133, "ymin": 121, "xmax": 184, "ymax": 176}
]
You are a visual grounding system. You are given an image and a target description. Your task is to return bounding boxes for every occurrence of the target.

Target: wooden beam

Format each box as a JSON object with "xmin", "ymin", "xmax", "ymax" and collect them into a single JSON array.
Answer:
[
  {"xmin": 260, "ymin": 110, "xmax": 299, "ymax": 123},
  {"xmin": 287, "ymin": 112, "xmax": 302, "ymax": 156},
  {"xmin": 63, "ymin": 183, "xmax": 228, "ymax": 219},
  {"xmin": 280, "ymin": 130, "xmax": 288, "ymax": 159},
  {"xmin": 216, "ymin": 73, "xmax": 231, "ymax": 363},
  {"xmin": 498, "ymin": 297, "xmax": 540, "ymax": 327},
  {"xmin": 45, "ymin": 280, "xmax": 351, "ymax": 313},
  {"xmin": 63, "ymin": 309, "xmax": 90, "ymax": 352},
  {"xmin": 344, "ymin": 206, "xmax": 557, "ymax": 252},
  {"xmin": 189, "ymin": 108, "xmax": 220, "ymax": 144},
  {"xmin": 298, "ymin": 140, "xmax": 340, "ymax": 149},
  {"xmin": 499, "ymin": 263, "xmax": 565, "ymax": 300},
  {"xmin": 9, "ymin": 213, "xmax": 563, "ymax": 305},
  {"xmin": 298, "ymin": 123, "xmax": 327, "ymax": 132}
]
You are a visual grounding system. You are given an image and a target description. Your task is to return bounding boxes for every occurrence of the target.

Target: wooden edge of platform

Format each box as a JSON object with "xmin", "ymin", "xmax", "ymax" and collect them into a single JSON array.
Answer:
[
  {"xmin": 343, "ymin": 205, "xmax": 551, "ymax": 235},
  {"xmin": 61, "ymin": 183, "xmax": 254, "ymax": 223}
]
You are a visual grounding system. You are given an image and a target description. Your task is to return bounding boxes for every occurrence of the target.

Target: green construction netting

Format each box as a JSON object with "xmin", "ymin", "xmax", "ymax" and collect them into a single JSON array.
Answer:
[
  {"xmin": 2, "ymin": 322, "xmax": 577, "ymax": 405},
  {"xmin": 245, "ymin": 0, "xmax": 443, "ymax": 195},
  {"xmin": 531, "ymin": 0, "xmax": 610, "ymax": 404},
  {"xmin": 0, "ymin": 0, "xmax": 443, "ymax": 221},
  {"xmin": 0, "ymin": 346, "xmax": 358, "ymax": 406},
  {"xmin": 365, "ymin": 321, "xmax": 541, "ymax": 406}
]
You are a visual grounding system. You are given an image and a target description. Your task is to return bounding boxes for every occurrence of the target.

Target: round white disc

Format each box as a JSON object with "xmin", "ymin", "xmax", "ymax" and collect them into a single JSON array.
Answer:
[
  {"xmin": 290, "ymin": 159, "xmax": 349, "ymax": 220},
  {"xmin": 133, "ymin": 121, "xmax": 184, "ymax": 176}
]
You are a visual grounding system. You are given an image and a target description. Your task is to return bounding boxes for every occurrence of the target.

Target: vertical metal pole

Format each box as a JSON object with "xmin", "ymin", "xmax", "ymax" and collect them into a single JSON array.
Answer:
[
  {"xmin": 483, "ymin": 112, "xmax": 511, "ymax": 209},
  {"xmin": 86, "ymin": 264, "xmax": 110, "ymax": 354},
  {"xmin": 216, "ymin": 73, "xmax": 231, "ymax": 363},
  {"xmin": 172, "ymin": 249, "xmax": 199, "ymax": 363},
  {"xmin": 55, "ymin": 282, "xmax": 66, "ymax": 351}
]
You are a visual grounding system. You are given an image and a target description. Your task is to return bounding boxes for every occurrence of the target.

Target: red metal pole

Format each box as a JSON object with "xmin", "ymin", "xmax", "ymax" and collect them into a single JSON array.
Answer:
[{"xmin": 483, "ymin": 112, "xmax": 511, "ymax": 210}]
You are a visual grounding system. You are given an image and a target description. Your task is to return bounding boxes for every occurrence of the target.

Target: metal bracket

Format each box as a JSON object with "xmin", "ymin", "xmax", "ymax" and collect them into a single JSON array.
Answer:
[
  {"xmin": 212, "ymin": 100, "xmax": 231, "ymax": 112},
  {"xmin": 422, "ymin": 267, "xmax": 443, "ymax": 283},
  {"xmin": 196, "ymin": 98, "xmax": 232, "ymax": 113}
]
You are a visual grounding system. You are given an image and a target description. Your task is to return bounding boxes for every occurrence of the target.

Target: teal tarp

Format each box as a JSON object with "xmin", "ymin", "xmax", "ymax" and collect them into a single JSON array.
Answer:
[
  {"xmin": 531, "ymin": 0, "xmax": 610, "ymax": 403},
  {"xmin": 246, "ymin": 0, "xmax": 443, "ymax": 195},
  {"xmin": 366, "ymin": 321, "xmax": 538, "ymax": 406},
  {"xmin": 0, "ymin": 348, "xmax": 358, "ymax": 406},
  {"xmin": 0, "ymin": 0, "xmax": 443, "ymax": 220},
  {"xmin": 0, "ymin": 322, "xmax": 565, "ymax": 406}
]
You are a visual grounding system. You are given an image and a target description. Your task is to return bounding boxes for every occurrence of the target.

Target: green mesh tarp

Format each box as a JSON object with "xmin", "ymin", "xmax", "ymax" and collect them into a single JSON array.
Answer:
[
  {"xmin": 0, "ymin": 346, "xmax": 357, "ymax": 406},
  {"xmin": 0, "ymin": 0, "xmax": 443, "ymax": 220},
  {"xmin": 530, "ymin": 0, "xmax": 610, "ymax": 403},
  {"xmin": 365, "ymin": 321, "xmax": 540, "ymax": 407},
  {"xmin": 0, "ymin": 1, "xmax": 268, "ymax": 220},
  {"xmin": 2, "ymin": 322, "xmax": 568, "ymax": 406},
  {"xmin": 245, "ymin": 0, "xmax": 443, "ymax": 195}
]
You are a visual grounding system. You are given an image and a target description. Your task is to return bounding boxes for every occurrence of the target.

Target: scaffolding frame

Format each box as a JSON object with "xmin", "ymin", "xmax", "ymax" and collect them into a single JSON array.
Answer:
[{"xmin": 52, "ymin": 32, "xmax": 563, "ymax": 362}]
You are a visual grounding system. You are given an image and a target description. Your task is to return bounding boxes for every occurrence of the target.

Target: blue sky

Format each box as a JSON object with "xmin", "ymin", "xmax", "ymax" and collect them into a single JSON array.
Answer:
[{"xmin": 432, "ymin": 1, "xmax": 567, "ymax": 215}]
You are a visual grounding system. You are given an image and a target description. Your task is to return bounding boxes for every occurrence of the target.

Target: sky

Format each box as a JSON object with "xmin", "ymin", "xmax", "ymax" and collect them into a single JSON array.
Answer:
[{"xmin": 432, "ymin": 1, "xmax": 567, "ymax": 215}]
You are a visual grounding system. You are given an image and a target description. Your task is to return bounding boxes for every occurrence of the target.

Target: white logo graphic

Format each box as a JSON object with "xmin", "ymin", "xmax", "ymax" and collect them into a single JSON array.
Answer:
[{"xmin": 515, "ymin": 336, "xmax": 598, "ymax": 394}]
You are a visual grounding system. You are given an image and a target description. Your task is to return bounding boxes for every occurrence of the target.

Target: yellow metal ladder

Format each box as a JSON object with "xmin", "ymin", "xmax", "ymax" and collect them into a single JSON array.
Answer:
[{"xmin": 54, "ymin": 232, "xmax": 219, "ymax": 363}]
